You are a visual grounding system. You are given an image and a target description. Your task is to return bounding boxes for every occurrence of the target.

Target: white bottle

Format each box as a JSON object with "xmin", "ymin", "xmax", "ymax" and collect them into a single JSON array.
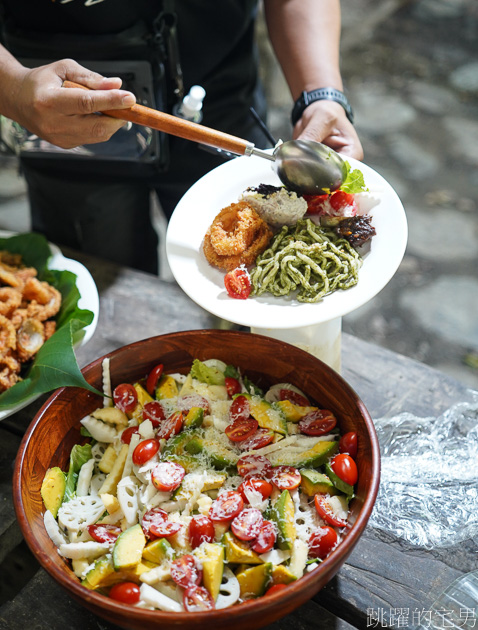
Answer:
[{"xmin": 174, "ymin": 85, "xmax": 206, "ymax": 122}]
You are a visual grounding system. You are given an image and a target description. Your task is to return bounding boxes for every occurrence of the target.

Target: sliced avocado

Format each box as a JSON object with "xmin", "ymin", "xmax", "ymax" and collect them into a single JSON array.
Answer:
[
  {"xmin": 142, "ymin": 538, "xmax": 175, "ymax": 564},
  {"xmin": 162, "ymin": 430, "xmax": 202, "ymax": 472},
  {"xmin": 244, "ymin": 395, "xmax": 288, "ymax": 436},
  {"xmin": 274, "ymin": 400, "xmax": 317, "ymax": 422},
  {"xmin": 155, "ymin": 375, "xmax": 179, "ymax": 400},
  {"xmin": 113, "ymin": 523, "xmax": 146, "ymax": 571},
  {"xmin": 271, "ymin": 564, "xmax": 297, "ymax": 585},
  {"xmin": 236, "ymin": 562, "xmax": 272, "ymax": 599},
  {"xmin": 82, "ymin": 555, "xmax": 115, "ymax": 589},
  {"xmin": 195, "ymin": 543, "xmax": 224, "ymax": 600},
  {"xmin": 185, "ymin": 435, "xmax": 238, "ymax": 470},
  {"xmin": 268, "ymin": 440, "xmax": 338, "ymax": 468},
  {"xmin": 41, "ymin": 467, "xmax": 66, "ymax": 518},
  {"xmin": 300, "ymin": 469, "xmax": 338, "ymax": 497},
  {"xmin": 131, "ymin": 382, "xmax": 154, "ymax": 418},
  {"xmin": 324, "ymin": 461, "xmax": 354, "ymax": 497},
  {"xmin": 184, "ymin": 406, "xmax": 204, "ymax": 430},
  {"xmin": 271, "ymin": 490, "xmax": 296, "ymax": 551},
  {"xmin": 223, "ymin": 532, "xmax": 263, "ymax": 565}
]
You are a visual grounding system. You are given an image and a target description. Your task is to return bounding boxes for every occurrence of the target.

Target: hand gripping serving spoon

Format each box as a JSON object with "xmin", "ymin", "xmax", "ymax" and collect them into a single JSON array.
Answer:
[{"xmin": 63, "ymin": 81, "xmax": 347, "ymax": 194}]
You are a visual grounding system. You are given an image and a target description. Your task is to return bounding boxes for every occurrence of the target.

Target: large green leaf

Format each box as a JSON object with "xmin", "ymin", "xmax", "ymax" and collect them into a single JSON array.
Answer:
[{"xmin": 0, "ymin": 232, "xmax": 101, "ymax": 410}]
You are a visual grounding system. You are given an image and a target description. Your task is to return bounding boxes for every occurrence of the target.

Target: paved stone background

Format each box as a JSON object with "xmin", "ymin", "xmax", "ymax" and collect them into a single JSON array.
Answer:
[{"xmin": 0, "ymin": 0, "xmax": 477, "ymax": 387}]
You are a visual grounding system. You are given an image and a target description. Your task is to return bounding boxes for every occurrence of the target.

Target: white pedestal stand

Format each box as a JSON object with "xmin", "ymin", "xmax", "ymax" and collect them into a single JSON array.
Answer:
[{"xmin": 250, "ymin": 317, "xmax": 342, "ymax": 373}]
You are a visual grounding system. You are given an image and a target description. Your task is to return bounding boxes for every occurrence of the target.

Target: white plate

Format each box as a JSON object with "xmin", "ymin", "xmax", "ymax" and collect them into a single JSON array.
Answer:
[
  {"xmin": 166, "ymin": 155, "xmax": 407, "ymax": 329},
  {"xmin": 0, "ymin": 234, "xmax": 99, "ymax": 419}
]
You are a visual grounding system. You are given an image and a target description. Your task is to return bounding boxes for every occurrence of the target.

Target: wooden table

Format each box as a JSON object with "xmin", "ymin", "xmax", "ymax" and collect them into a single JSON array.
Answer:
[{"xmin": 0, "ymin": 252, "xmax": 476, "ymax": 630}]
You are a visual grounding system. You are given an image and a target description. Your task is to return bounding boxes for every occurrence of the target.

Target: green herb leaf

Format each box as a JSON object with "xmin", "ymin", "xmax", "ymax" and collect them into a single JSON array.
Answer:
[
  {"xmin": 63, "ymin": 443, "xmax": 92, "ymax": 503},
  {"xmin": 340, "ymin": 161, "xmax": 369, "ymax": 194}
]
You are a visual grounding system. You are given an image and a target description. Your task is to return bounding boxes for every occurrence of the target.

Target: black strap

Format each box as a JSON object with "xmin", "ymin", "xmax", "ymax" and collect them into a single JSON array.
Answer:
[{"xmin": 291, "ymin": 87, "xmax": 354, "ymax": 126}]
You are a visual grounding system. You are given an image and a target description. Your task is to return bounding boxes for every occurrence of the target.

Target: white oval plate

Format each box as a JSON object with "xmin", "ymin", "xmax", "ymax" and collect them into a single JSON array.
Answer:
[
  {"xmin": 0, "ymin": 233, "xmax": 99, "ymax": 420},
  {"xmin": 166, "ymin": 155, "xmax": 407, "ymax": 329}
]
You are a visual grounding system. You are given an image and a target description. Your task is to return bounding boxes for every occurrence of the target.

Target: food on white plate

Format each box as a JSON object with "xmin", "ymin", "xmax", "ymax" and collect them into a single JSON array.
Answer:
[
  {"xmin": 241, "ymin": 184, "xmax": 308, "ymax": 228},
  {"xmin": 41, "ymin": 357, "xmax": 359, "ymax": 612},
  {"xmin": 0, "ymin": 250, "xmax": 61, "ymax": 391}
]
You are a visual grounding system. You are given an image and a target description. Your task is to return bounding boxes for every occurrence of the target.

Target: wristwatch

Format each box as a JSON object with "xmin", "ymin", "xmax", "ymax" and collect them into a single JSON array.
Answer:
[{"xmin": 291, "ymin": 87, "xmax": 354, "ymax": 125}]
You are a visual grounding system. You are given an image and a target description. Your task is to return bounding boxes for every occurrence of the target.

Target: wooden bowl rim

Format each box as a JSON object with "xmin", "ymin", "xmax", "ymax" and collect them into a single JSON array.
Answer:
[{"xmin": 13, "ymin": 329, "xmax": 381, "ymax": 624}]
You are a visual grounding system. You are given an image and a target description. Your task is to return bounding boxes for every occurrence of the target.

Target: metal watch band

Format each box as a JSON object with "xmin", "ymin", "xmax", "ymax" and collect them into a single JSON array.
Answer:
[{"xmin": 291, "ymin": 87, "xmax": 354, "ymax": 125}]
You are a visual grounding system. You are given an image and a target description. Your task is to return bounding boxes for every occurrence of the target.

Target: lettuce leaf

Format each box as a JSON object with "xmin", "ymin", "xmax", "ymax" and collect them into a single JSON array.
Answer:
[
  {"xmin": 63, "ymin": 443, "xmax": 93, "ymax": 503},
  {"xmin": 190, "ymin": 359, "xmax": 225, "ymax": 386},
  {"xmin": 0, "ymin": 232, "xmax": 101, "ymax": 410},
  {"xmin": 340, "ymin": 161, "xmax": 369, "ymax": 194}
]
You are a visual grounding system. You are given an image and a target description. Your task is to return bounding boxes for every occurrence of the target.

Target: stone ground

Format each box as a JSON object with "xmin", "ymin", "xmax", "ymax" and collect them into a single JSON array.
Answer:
[{"xmin": 0, "ymin": 0, "xmax": 477, "ymax": 388}]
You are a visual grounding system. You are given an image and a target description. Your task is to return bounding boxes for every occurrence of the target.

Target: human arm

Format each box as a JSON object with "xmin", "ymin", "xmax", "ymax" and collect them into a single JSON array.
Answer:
[
  {"xmin": 0, "ymin": 44, "xmax": 136, "ymax": 149},
  {"xmin": 263, "ymin": 0, "xmax": 363, "ymax": 160}
]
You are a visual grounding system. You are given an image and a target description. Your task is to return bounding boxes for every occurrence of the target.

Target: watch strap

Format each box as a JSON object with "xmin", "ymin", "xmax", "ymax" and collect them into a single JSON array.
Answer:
[{"xmin": 291, "ymin": 87, "xmax": 354, "ymax": 125}]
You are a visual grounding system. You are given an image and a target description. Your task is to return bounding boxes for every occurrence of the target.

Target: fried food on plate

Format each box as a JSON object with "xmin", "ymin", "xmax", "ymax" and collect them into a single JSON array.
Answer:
[{"xmin": 203, "ymin": 201, "xmax": 273, "ymax": 271}]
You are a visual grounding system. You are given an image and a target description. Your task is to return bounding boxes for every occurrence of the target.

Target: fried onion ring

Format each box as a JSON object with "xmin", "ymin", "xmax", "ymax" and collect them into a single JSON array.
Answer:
[
  {"xmin": 209, "ymin": 201, "xmax": 260, "ymax": 256},
  {"xmin": 203, "ymin": 222, "xmax": 273, "ymax": 272},
  {"xmin": 0, "ymin": 287, "xmax": 22, "ymax": 317}
]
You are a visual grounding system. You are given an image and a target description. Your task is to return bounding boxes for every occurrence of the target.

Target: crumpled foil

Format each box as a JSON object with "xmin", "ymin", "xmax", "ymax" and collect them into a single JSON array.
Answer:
[{"xmin": 368, "ymin": 391, "xmax": 478, "ymax": 548}]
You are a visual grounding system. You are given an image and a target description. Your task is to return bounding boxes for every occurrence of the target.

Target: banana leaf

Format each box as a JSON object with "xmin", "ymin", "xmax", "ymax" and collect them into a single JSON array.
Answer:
[{"xmin": 0, "ymin": 232, "xmax": 101, "ymax": 410}]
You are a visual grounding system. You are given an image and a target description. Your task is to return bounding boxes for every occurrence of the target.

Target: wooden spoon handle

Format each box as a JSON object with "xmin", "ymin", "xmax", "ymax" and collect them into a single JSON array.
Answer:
[{"xmin": 63, "ymin": 80, "xmax": 251, "ymax": 156}]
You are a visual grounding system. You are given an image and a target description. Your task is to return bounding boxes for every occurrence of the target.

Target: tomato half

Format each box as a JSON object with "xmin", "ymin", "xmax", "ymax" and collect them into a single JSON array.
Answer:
[
  {"xmin": 339, "ymin": 431, "xmax": 358, "ymax": 459},
  {"xmin": 109, "ymin": 581, "xmax": 141, "ymax": 604},
  {"xmin": 171, "ymin": 554, "xmax": 202, "ymax": 589},
  {"xmin": 298, "ymin": 409, "xmax": 336, "ymax": 436},
  {"xmin": 229, "ymin": 395, "xmax": 250, "ymax": 424},
  {"xmin": 237, "ymin": 428, "xmax": 275, "ymax": 452},
  {"xmin": 120, "ymin": 426, "xmax": 140, "ymax": 444},
  {"xmin": 265, "ymin": 583, "xmax": 288, "ymax": 596},
  {"xmin": 87, "ymin": 524, "xmax": 122, "ymax": 544},
  {"xmin": 279, "ymin": 388, "xmax": 310, "ymax": 407},
  {"xmin": 113, "ymin": 383, "xmax": 138, "ymax": 413},
  {"xmin": 142, "ymin": 401, "xmax": 166, "ymax": 426},
  {"xmin": 151, "ymin": 461, "xmax": 185, "ymax": 492},
  {"xmin": 308, "ymin": 526, "xmax": 338, "ymax": 559},
  {"xmin": 237, "ymin": 454, "xmax": 273, "ymax": 479},
  {"xmin": 183, "ymin": 585, "xmax": 215, "ymax": 612},
  {"xmin": 189, "ymin": 515, "xmax": 215, "ymax": 549},
  {"xmin": 239, "ymin": 478, "xmax": 273, "ymax": 503},
  {"xmin": 314, "ymin": 494, "xmax": 348, "ymax": 528},
  {"xmin": 225, "ymin": 418, "xmax": 258, "ymax": 442},
  {"xmin": 231, "ymin": 508, "xmax": 263, "ymax": 541},
  {"xmin": 156, "ymin": 411, "xmax": 183, "ymax": 439},
  {"xmin": 303, "ymin": 193, "xmax": 330, "ymax": 215},
  {"xmin": 271, "ymin": 466, "xmax": 301, "ymax": 491},
  {"xmin": 330, "ymin": 453, "xmax": 358, "ymax": 486},
  {"xmin": 209, "ymin": 491, "xmax": 244, "ymax": 522},
  {"xmin": 329, "ymin": 190, "xmax": 357, "ymax": 213},
  {"xmin": 225, "ymin": 376, "xmax": 241, "ymax": 398},
  {"xmin": 141, "ymin": 507, "xmax": 168, "ymax": 538},
  {"xmin": 132, "ymin": 438, "xmax": 159, "ymax": 466},
  {"xmin": 224, "ymin": 268, "xmax": 251, "ymax": 300},
  {"xmin": 250, "ymin": 520, "xmax": 277, "ymax": 553},
  {"xmin": 146, "ymin": 363, "xmax": 164, "ymax": 396}
]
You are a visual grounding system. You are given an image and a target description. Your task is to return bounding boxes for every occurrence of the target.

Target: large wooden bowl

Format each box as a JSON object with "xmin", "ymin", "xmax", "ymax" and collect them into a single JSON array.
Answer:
[{"xmin": 14, "ymin": 330, "xmax": 380, "ymax": 630}]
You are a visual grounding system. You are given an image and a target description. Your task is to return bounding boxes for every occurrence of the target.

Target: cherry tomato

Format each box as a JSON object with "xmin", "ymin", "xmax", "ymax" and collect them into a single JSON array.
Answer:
[
  {"xmin": 151, "ymin": 461, "xmax": 185, "ymax": 492},
  {"xmin": 237, "ymin": 453, "xmax": 273, "ymax": 479},
  {"xmin": 231, "ymin": 508, "xmax": 263, "ymax": 541},
  {"xmin": 237, "ymin": 428, "xmax": 275, "ymax": 452},
  {"xmin": 224, "ymin": 268, "xmax": 251, "ymax": 300},
  {"xmin": 177, "ymin": 394, "xmax": 210, "ymax": 415},
  {"xmin": 303, "ymin": 193, "xmax": 330, "ymax": 215},
  {"xmin": 298, "ymin": 409, "xmax": 337, "ymax": 436},
  {"xmin": 121, "ymin": 426, "xmax": 140, "ymax": 445},
  {"xmin": 229, "ymin": 395, "xmax": 250, "ymax": 424},
  {"xmin": 87, "ymin": 524, "xmax": 122, "ymax": 544},
  {"xmin": 171, "ymin": 554, "xmax": 202, "ymax": 588},
  {"xmin": 146, "ymin": 363, "xmax": 164, "ymax": 396},
  {"xmin": 132, "ymin": 438, "xmax": 159, "ymax": 466},
  {"xmin": 239, "ymin": 478, "xmax": 273, "ymax": 503},
  {"xmin": 183, "ymin": 585, "xmax": 215, "ymax": 612},
  {"xmin": 189, "ymin": 515, "xmax": 215, "ymax": 549},
  {"xmin": 330, "ymin": 190, "xmax": 357, "ymax": 213},
  {"xmin": 271, "ymin": 465, "xmax": 302, "ymax": 491},
  {"xmin": 265, "ymin": 583, "xmax": 288, "ymax": 596},
  {"xmin": 330, "ymin": 453, "xmax": 358, "ymax": 486},
  {"xmin": 251, "ymin": 520, "xmax": 277, "ymax": 553},
  {"xmin": 142, "ymin": 401, "xmax": 166, "ymax": 427},
  {"xmin": 339, "ymin": 431, "xmax": 358, "ymax": 459},
  {"xmin": 314, "ymin": 494, "xmax": 348, "ymax": 528},
  {"xmin": 113, "ymin": 383, "xmax": 138, "ymax": 413},
  {"xmin": 225, "ymin": 376, "xmax": 241, "ymax": 398},
  {"xmin": 109, "ymin": 581, "xmax": 141, "ymax": 604},
  {"xmin": 225, "ymin": 418, "xmax": 258, "ymax": 442},
  {"xmin": 156, "ymin": 411, "xmax": 183, "ymax": 439},
  {"xmin": 209, "ymin": 491, "xmax": 244, "ymax": 522},
  {"xmin": 142, "ymin": 507, "xmax": 169, "ymax": 538},
  {"xmin": 279, "ymin": 388, "xmax": 310, "ymax": 407},
  {"xmin": 150, "ymin": 518, "xmax": 182, "ymax": 538},
  {"xmin": 308, "ymin": 526, "xmax": 338, "ymax": 559}
]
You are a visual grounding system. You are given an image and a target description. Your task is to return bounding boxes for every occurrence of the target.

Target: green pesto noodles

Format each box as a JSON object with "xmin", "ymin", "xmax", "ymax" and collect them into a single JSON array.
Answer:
[{"xmin": 249, "ymin": 219, "xmax": 362, "ymax": 303}]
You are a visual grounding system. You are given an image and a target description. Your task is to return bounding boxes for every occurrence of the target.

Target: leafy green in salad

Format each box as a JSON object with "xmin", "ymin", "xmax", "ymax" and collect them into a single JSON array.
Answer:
[{"xmin": 340, "ymin": 161, "xmax": 368, "ymax": 194}]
